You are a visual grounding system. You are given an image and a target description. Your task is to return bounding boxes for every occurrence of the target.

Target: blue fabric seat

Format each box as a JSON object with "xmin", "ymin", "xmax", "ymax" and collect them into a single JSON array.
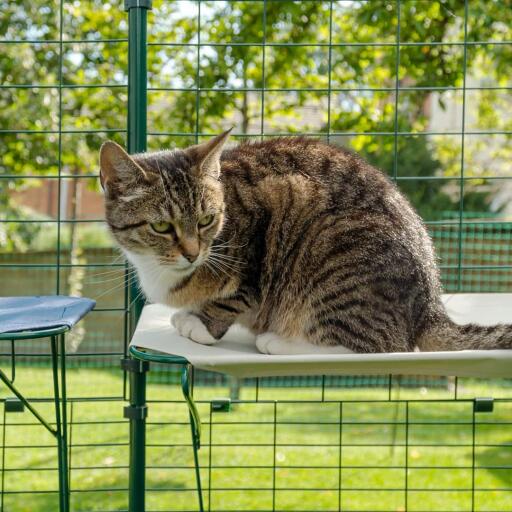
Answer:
[
  {"xmin": 0, "ymin": 296, "xmax": 96, "ymax": 334},
  {"xmin": 0, "ymin": 295, "xmax": 95, "ymax": 512}
]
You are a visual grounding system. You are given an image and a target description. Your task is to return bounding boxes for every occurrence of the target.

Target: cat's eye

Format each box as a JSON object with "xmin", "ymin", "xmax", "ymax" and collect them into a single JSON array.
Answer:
[
  {"xmin": 198, "ymin": 214, "xmax": 215, "ymax": 227},
  {"xmin": 150, "ymin": 222, "xmax": 173, "ymax": 234}
]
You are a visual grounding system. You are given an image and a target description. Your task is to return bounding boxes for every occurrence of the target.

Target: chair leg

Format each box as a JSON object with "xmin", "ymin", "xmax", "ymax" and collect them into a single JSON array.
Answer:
[
  {"xmin": 51, "ymin": 335, "xmax": 69, "ymax": 512},
  {"xmin": 60, "ymin": 334, "xmax": 70, "ymax": 511}
]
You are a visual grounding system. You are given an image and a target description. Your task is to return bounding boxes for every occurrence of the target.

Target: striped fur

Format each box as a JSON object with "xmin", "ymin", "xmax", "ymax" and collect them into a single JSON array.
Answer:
[{"xmin": 100, "ymin": 134, "xmax": 512, "ymax": 353}]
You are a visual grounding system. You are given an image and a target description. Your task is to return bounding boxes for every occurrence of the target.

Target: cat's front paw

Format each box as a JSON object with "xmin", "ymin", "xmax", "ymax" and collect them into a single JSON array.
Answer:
[
  {"xmin": 256, "ymin": 332, "xmax": 287, "ymax": 354},
  {"xmin": 171, "ymin": 310, "xmax": 217, "ymax": 345}
]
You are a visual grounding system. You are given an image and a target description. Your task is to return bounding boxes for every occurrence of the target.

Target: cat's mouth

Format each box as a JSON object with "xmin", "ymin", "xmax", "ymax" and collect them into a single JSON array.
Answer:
[
  {"xmin": 159, "ymin": 259, "xmax": 191, "ymax": 270},
  {"xmin": 159, "ymin": 256, "xmax": 204, "ymax": 272}
]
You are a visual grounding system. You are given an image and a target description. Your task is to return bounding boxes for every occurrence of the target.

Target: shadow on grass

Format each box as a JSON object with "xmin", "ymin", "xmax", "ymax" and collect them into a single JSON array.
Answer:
[{"xmin": 475, "ymin": 441, "xmax": 512, "ymax": 486}]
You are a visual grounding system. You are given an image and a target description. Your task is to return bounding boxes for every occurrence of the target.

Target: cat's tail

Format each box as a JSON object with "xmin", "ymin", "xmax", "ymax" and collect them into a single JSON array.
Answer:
[
  {"xmin": 417, "ymin": 316, "xmax": 512, "ymax": 351},
  {"xmin": 416, "ymin": 310, "xmax": 512, "ymax": 352}
]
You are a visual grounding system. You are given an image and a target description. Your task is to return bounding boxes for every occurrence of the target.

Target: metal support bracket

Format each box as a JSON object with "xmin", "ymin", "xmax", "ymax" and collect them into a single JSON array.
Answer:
[
  {"xmin": 121, "ymin": 357, "xmax": 149, "ymax": 374},
  {"xmin": 124, "ymin": 404, "xmax": 148, "ymax": 420},
  {"xmin": 212, "ymin": 398, "xmax": 232, "ymax": 413},
  {"xmin": 474, "ymin": 397, "xmax": 494, "ymax": 413},
  {"xmin": 5, "ymin": 397, "xmax": 24, "ymax": 413}
]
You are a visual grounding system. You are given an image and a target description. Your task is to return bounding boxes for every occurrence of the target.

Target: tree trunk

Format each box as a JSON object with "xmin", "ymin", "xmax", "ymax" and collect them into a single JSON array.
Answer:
[
  {"xmin": 241, "ymin": 63, "xmax": 250, "ymax": 134},
  {"xmin": 66, "ymin": 173, "xmax": 86, "ymax": 352}
]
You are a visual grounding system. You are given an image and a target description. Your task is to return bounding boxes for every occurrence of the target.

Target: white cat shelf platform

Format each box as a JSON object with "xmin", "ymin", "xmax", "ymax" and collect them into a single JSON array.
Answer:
[
  {"xmin": 130, "ymin": 293, "xmax": 512, "ymax": 379},
  {"xmin": 126, "ymin": 293, "xmax": 512, "ymax": 512}
]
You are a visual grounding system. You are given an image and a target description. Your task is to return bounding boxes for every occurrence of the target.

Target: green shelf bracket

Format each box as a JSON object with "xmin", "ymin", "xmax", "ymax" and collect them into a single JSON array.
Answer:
[
  {"xmin": 212, "ymin": 398, "xmax": 232, "ymax": 413},
  {"xmin": 122, "ymin": 357, "xmax": 150, "ymax": 374},
  {"xmin": 181, "ymin": 364, "xmax": 202, "ymax": 449},
  {"xmin": 124, "ymin": 404, "xmax": 148, "ymax": 420},
  {"xmin": 181, "ymin": 364, "xmax": 205, "ymax": 512},
  {"xmin": 5, "ymin": 397, "xmax": 24, "ymax": 413},
  {"xmin": 474, "ymin": 397, "xmax": 494, "ymax": 413}
]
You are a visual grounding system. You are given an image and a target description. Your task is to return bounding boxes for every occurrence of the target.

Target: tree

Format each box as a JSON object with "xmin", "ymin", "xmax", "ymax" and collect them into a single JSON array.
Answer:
[
  {"xmin": 361, "ymin": 135, "xmax": 492, "ymax": 221},
  {"xmin": 2, "ymin": 0, "xmax": 511, "ymax": 251}
]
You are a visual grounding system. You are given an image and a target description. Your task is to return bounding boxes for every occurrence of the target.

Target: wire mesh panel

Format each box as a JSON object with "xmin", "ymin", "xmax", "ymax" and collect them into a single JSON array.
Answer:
[
  {"xmin": 1, "ymin": 0, "xmax": 132, "ymax": 508},
  {"xmin": 1, "ymin": 0, "xmax": 511, "ymax": 511},
  {"xmin": 140, "ymin": 376, "xmax": 512, "ymax": 512}
]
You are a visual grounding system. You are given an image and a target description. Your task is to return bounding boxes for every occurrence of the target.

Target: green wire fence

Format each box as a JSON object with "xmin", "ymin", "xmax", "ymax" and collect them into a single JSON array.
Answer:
[{"xmin": 1, "ymin": 0, "xmax": 511, "ymax": 510}]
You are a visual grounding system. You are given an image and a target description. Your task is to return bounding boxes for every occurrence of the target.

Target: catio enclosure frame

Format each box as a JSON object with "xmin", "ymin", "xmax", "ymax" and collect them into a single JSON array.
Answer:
[{"xmin": 1, "ymin": 1, "xmax": 512, "ymax": 511}]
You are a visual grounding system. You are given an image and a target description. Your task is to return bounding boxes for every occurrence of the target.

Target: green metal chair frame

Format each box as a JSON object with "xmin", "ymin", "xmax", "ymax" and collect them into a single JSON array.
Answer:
[{"xmin": 0, "ymin": 326, "xmax": 70, "ymax": 512}]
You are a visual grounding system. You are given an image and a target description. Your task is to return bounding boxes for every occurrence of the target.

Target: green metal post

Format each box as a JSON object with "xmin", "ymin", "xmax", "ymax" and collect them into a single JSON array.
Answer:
[
  {"xmin": 124, "ymin": 2, "xmax": 151, "ymax": 510},
  {"xmin": 125, "ymin": 0, "xmax": 151, "ymax": 331},
  {"xmin": 123, "ymin": 358, "xmax": 149, "ymax": 512}
]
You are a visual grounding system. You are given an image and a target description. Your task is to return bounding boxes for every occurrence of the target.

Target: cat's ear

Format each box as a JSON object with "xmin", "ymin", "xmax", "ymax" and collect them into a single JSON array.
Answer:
[
  {"xmin": 99, "ymin": 141, "xmax": 149, "ymax": 197},
  {"xmin": 184, "ymin": 128, "xmax": 232, "ymax": 179}
]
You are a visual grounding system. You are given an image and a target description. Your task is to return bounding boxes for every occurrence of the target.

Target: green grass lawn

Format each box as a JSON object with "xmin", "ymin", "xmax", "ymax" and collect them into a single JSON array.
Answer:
[{"xmin": 1, "ymin": 367, "xmax": 511, "ymax": 511}]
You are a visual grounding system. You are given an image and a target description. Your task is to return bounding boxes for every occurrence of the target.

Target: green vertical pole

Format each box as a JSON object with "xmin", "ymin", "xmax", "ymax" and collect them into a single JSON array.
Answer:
[
  {"xmin": 125, "ymin": 0, "xmax": 151, "ymax": 332},
  {"xmin": 124, "ymin": 1, "xmax": 151, "ymax": 511}
]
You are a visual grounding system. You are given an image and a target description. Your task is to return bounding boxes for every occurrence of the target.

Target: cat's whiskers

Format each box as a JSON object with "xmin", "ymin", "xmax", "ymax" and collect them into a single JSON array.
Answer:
[
  {"xmin": 85, "ymin": 267, "xmax": 137, "ymax": 285},
  {"xmin": 211, "ymin": 237, "xmax": 248, "ymax": 249},
  {"xmin": 208, "ymin": 250, "xmax": 245, "ymax": 264},
  {"xmin": 204, "ymin": 257, "xmax": 233, "ymax": 278},
  {"xmin": 128, "ymin": 289, "xmax": 145, "ymax": 309},
  {"xmin": 206, "ymin": 254, "xmax": 241, "ymax": 275},
  {"xmin": 207, "ymin": 259, "xmax": 243, "ymax": 275},
  {"xmin": 203, "ymin": 260, "xmax": 222, "ymax": 279},
  {"xmin": 208, "ymin": 248, "xmax": 245, "ymax": 263},
  {"xmin": 87, "ymin": 270, "xmax": 127, "ymax": 280},
  {"xmin": 86, "ymin": 263, "xmax": 133, "ymax": 279},
  {"xmin": 85, "ymin": 272, "xmax": 136, "ymax": 286},
  {"xmin": 92, "ymin": 272, "xmax": 140, "ymax": 301}
]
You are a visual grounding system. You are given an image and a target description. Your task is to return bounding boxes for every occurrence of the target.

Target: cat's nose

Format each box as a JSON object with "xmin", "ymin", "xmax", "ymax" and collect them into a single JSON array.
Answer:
[
  {"xmin": 180, "ymin": 239, "xmax": 200, "ymax": 263},
  {"xmin": 182, "ymin": 251, "xmax": 199, "ymax": 263}
]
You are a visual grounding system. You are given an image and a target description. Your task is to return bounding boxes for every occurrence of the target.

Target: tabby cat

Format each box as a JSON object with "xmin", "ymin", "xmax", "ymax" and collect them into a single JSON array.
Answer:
[{"xmin": 100, "ymin": 131, "xmax": 512, "ymax": 354}]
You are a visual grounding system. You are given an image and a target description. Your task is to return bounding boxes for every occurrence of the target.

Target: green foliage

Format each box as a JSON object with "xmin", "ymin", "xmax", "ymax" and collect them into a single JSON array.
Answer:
[
  {"xmin": 29, "ymin": 223, "xmax": 113, "ymax": 251},
  {"xmin": 360, "ymin": 136, "xmax": 495, "ymax": 221},
  {"xmin": 360, "ymin": 136, "xmax": 452, "ymax": 220},
  {"xmin": 2, "ymin": 0, "xmax": 511, "ymax": 250},
  {"xmin": 0, "ymin": 206, "xmax": 44, "ymax": 251}
]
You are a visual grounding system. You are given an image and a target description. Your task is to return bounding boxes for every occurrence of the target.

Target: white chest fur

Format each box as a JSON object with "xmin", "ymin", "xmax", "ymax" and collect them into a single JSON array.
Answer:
[{"xmin": 124, "ymin": 250, "xmax": 194, "ymax": 305}]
